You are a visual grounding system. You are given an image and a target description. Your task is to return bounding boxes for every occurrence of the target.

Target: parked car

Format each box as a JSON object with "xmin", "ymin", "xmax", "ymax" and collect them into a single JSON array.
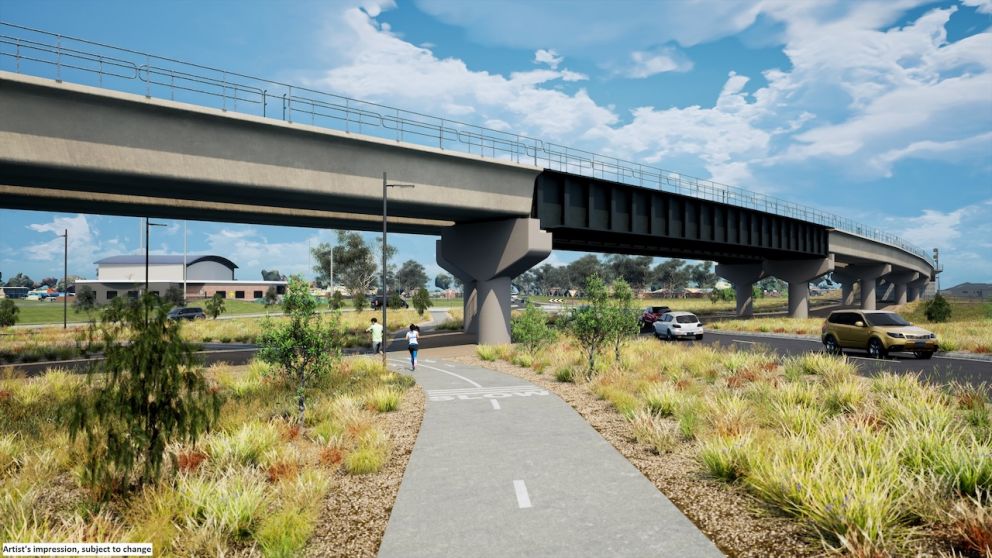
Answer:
[
  {"xmin": 167, "ymin": 307, "xmax": 207, "ymax": 321},
  {"xmin": 640, "ymin": 305, "xmax": 672, "ymax": 330},
  {"xmin": 654, "ymin": 311, "xmax": 704, "ymax": 340},
  {"xmin": 370, "ymin": 296, "xmax": 409, "ymax": 309},
  {"xmin": 821, "ymin": 310, "xmax": 937, "ymax": 359}
]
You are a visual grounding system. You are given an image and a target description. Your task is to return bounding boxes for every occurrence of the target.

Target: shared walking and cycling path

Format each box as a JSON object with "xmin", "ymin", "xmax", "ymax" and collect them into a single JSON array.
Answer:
[{"xmin": 377, "ymin": 355, "xmax": 722, "ymax": 558}]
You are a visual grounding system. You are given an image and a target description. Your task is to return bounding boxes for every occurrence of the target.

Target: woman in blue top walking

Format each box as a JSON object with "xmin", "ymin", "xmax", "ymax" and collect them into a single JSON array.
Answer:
[{"xmin": 405, "ymin": 324, "xmax": 420, "ymax": 370}]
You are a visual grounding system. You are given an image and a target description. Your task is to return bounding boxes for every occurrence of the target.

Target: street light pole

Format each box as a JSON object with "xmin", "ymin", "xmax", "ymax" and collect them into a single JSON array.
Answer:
[
  {"xmin": 58, "ymin": 229, "xmax": 67, "ymax": 329},
  {"xmin": 381, "ymin": 172, "xmax": 415, "ymax": 369},
  {"xmin": 144, "ymin": 218, "xmax": 168, "ymax": 295}
]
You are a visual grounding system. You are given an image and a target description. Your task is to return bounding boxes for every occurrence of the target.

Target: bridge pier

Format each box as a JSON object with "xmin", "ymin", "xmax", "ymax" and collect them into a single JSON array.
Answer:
[
  {"xmin": 764, "ymin": 256, "xmax": 834, "ymax": 319},
  {"xmin": 832, "ymin": 269, "xmax": 858, "ymax": 306},
  {"xmin": 437, "ymin": 218, "xmax": 551, "ymax": 345},
  {"xmin": 715, "ymin": 263, "xmax": 765, "ymax": 318},
  {"xmin": 885, "ymin": 271, "xmax": 919, "ymax": 306},
  {"xmin": 908, "ymin": 276, "xmax": 930, "ymax": 302},
  {"xmin": 843, "ymin": 264, "xmax": 892, "ymax": 310},
  {"xmin": 437, "ymin": 252, "xmax": 478, "ymax": 335}
]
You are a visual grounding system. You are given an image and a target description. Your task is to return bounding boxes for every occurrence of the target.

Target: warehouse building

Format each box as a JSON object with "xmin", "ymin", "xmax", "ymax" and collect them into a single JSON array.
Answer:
[{"xmin": 76, "ymin": 255, "xmax": 287, "ymax": 303}]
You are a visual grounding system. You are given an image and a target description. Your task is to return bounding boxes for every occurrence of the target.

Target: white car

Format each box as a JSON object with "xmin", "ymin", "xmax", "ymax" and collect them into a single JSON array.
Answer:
[{"xmin": 654, "ymin": 311, "xmax": 704, "ymax": 340}]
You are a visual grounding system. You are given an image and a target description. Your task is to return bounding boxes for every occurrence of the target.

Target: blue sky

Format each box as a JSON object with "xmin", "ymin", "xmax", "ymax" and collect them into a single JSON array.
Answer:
[{"xmin": 1, "ymin": 0, "xmax": 990, "ymax": 286}]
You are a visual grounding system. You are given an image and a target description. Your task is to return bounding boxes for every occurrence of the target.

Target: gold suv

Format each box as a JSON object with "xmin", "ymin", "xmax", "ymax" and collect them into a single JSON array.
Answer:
[{"xmin": 821, "ymin": 310, "xmax": 938, "ymax": 360}]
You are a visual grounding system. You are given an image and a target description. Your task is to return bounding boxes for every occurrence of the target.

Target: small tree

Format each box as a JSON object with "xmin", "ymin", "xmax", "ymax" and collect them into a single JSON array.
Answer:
[
  {"xmin": 568, "ymin": 276, "xmax": 612, "ymax": 379},
  {"xmin": 163, "ymin": 285, "xmax": 185, "ymax": 308},
  {"xmin": 412, "ymin": 287, "xmax": 433, "ymax": 317},
  {"xmin": 388, "ymin": 291, "xmax": 404, "ymax": 308},
  {"xmin": 512, "ymin": 302, "xmax": 556, "ymax": 355},
  {"xmin": 257, "ymin": 276, "xmax": 342, "ymax": 422},
  {"xmin": 69, "ymin": 294, "xmax": 221, "ymax": 496},
  {"xmin": 0, "ymin": 298, "xmax": 19, "ymax": 328},
  {"xmin": 263, "ymin": 286, "xmax": 279, "ymax": 312},
  {"xmin": 925, "ymin": 294, "xmax": 952, "ymax": 323},
  {"xmin": 205, "ymin": 293, "xmax": 225, "ymax": 319},
  {"xmin": 609, "ymin": 279, "xmax": 640, "ymax": 361},
  {"xmin": 352, "ymin": 291, "xmax": 368, "ymax": 312},
  {"xmin": 74, "ymin": 285, "xmax": 98, "ymax": 313},
  {"xmin": 329, "ymin": 290, "xmax": 344, "ymax": 310}
]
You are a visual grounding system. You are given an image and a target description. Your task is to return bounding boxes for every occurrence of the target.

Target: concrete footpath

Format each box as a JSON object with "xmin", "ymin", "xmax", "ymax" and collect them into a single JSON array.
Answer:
[{"xmin": 377, "ymin": 355, "xmax": 723, "ymax": 558}]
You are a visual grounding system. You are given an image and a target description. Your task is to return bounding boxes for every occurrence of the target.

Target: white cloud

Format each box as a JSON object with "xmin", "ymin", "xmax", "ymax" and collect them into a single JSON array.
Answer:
[
  {"xmin": 622, "ymin": 48, "xmax": 693, "ymax": 78},
  {"xmin": 17, "ymin": 214, "xmax": 135, "ymax": 278},
  {"xmin": 961, "ymin": 0, "xmax": 992, "ymax": 14},
  {"xmin": 202, "ymin": 227, "xmax": 340, "ymax": 279},
  {"xmin": 534, "ymin": 48, "xmax": 562, "ymax": 69},
  {"xmin": 311, "ymin": 5, "xmax": 614, "ymax": 141},
  {"xmin": 884, "ymin": 199, "xmax": 992, "ymax": 286}
]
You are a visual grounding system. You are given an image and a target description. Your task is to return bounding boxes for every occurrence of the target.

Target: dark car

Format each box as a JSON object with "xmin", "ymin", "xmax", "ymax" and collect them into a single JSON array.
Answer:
[
  {"xmin": 167, "ymin": 307, "xmax": 206, "ymax": 321},
  {"xmin": 370, "ymin": 296, "xmax": 409, "ymax": 309},
  {"xmin": 640, "ymin": 305, "xmax": 672, "ymax": 330}
]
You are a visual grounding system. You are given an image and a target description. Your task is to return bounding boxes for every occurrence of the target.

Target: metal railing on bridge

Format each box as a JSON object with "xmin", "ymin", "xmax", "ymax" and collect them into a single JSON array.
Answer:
[{"xmin": 0, "ymin": 21, "xmax": 931, "ymax": 263}]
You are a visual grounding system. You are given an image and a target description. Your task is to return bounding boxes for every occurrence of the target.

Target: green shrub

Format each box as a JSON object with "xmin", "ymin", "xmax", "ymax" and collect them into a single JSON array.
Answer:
[
  {"xmin": 643, "ymin": 383, "xmax": 680, "ymax": 417},
  {"xmin": 477, "ymin": 345, "xmax": 500, "ymax": 361},
  {"xmin": 69, "ymin": 294, "xmax": 221, "ymax": 495},
  {"xmin": 511, "ymin": 303, "xmax": 557, "ymax": 355},
  {"xmin": 630, "ymin": 410, "xmax": 677, "ymax": 454},
  {"xmin": 699, "ymin": 435, "xmax": 752, "ymax": 482},
  {"xmin": 258, "ymin": 276, "xmax": 343, "ymax": 422},
  {"xmin": 0, "ymin": 299, "xmax": 18, "ymax": 328},
  {"xmin": 597, "ymin": 386, "xmax": 641, "ymax": 418},
  {"xmin": 554, "ymin": 367, "xmax": 575, "ymax": 383},
  {"xmin": 510, "ymin": 351, "xmax": 534, "ymax": 368},
  {"xmin": 205, "ymin": 422, "xmax": 281, "ymax": 467},
  {"xmin": 344, "ymin": 430, "xmax": 390, "ymax": 475},
  {"xmin": 412, "ymin": 287, "xmax": 433, "ymax": 317},
  {"xmin": 924, "ymin": 294, "xmax": 952, "ymax": 323},
  {"xmin": 257, "ymin": 506, "xmax": 316, "ymax": 558},
  {"xmin": 205, "ymin": 292, "xmax": 226, "ymax": 319},
  {"xmin": 178, "ymin": 471, "xmax": 270, "ymax": 539},
  {"xmin": 366, "ymin": 387, "xmax": 401, "ymax": 413}
]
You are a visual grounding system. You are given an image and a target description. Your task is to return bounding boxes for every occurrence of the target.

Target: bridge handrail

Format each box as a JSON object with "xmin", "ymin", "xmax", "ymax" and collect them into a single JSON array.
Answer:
[{"xmin": 0, "ymin": 21, "xmax": 932, "ymax": 264}]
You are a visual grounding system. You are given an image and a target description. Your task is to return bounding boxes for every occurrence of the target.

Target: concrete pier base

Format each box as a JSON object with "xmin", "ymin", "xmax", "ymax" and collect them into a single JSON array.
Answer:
[
  {"xmin": 715, "ymin": 263, "xmax": 765, "ymax": 318},
  {"xmin": 437, "ymin": 218, "xmax": 551, "ymax": 345},
  {"xmin": 764, "ymin": 256, "xmax": 834, "ymax": 318},
  {"xmin": 842, "ymin": 264, "xmax": 892, "ymax": 310}
]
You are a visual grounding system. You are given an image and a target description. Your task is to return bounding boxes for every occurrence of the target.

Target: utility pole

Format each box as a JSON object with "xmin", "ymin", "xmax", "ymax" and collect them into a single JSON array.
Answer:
[
  {"xmin": 144, "ymin": 218, "xmax": 168, "ymax": 295},
  {"xmin": 58, "ymin": 229, "xmax": 67, "ymax": 329},
  {"xmin": 382, "ymin": 172, "xmax": 414, "ymax": 369},
  {"xmin": 183, "ymin": 221, "xmax": 188, "ymax": 305}
]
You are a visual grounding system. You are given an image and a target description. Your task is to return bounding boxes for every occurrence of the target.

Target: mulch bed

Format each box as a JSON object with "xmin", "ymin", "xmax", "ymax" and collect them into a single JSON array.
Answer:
[
  {"xmin": 459, "ymin": 355, "xmax": 821, "ymax": 558},
  {"xmin": 304, "ymin": 386, "xmax": 426, "ymax": 557}
]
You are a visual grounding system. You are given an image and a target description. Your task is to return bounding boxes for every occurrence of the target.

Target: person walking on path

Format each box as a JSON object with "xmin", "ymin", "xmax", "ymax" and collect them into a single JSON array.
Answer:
[
  {"xmin": 366, "ymin": 317, "xmax": 384, "ymax": 354},
  {"xmin": 405, "ymin": 324, "xmax": 420, "ymax": 370}
]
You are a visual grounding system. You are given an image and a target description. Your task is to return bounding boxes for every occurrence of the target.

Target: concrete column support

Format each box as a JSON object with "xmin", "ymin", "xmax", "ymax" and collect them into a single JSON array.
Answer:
[
  {"xmin": 437, "ymin": 250, "xmax": 478, "ymax": 334},
  {"xmin": 763, "ymin": 256, "xmax": 834, "ymax": 319},
  {"xmin": 885, "ymin": 271, "xmax": 919, "ymax": 306},
  {"xmin": 831, "ymin": 269, "xmax": 857, "ymax": 306},
  {"xmin": 715, "ymin": 263, "xmax": 765, "ymax": 318},
  {"xmin": 437, "ymin": 218, "xmax": 551, "ymax": 345},
  {"xmin": 844, "ymin": 264, "xmax": 891, "ymax": 310},
  {"xmin": 908, "ymin": 276, "xmax": 930, "ymax": 302}
]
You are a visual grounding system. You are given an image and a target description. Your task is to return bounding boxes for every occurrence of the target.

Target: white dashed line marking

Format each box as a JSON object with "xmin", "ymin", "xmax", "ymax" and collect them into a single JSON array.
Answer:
[
  {"xmin": 388, "ymin": 358, "xmax": 482, "ymax": 387},
  {"xmin": 732, "ymin": 340, "xmax": 757, "ymax": 345},
  {"xmin": 490, "ymin": 399, "xmax": 501, "ymax": 410},
  {"xmin": 514, "ymin": 480, "xmax": 531, "ymax": 509}
]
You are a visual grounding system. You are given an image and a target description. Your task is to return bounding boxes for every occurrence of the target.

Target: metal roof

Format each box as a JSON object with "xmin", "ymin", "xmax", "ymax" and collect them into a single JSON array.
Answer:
[{"xmin": 94, "ymin": 255, "xmax": 238, "ymax": 269}]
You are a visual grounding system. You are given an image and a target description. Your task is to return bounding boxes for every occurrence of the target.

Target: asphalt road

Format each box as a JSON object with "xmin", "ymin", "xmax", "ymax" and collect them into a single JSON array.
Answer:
[
  {"xmin": 683, "ymin": 330, "xmax": 992, "ymax": 387},
  {"xmin": 377, "ymin": 357, "xmax": 722, "ymax": 558}
]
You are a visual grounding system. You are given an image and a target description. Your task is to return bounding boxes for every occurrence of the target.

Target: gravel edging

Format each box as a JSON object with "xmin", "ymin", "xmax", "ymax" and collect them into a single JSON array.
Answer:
[
  {"xmin": 304, "ymin": 385, "xmax": 426, "ymax": 558},
  {"xmin": 458, "ymin": 355, "xmax": 820, "ymax": 558}
]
